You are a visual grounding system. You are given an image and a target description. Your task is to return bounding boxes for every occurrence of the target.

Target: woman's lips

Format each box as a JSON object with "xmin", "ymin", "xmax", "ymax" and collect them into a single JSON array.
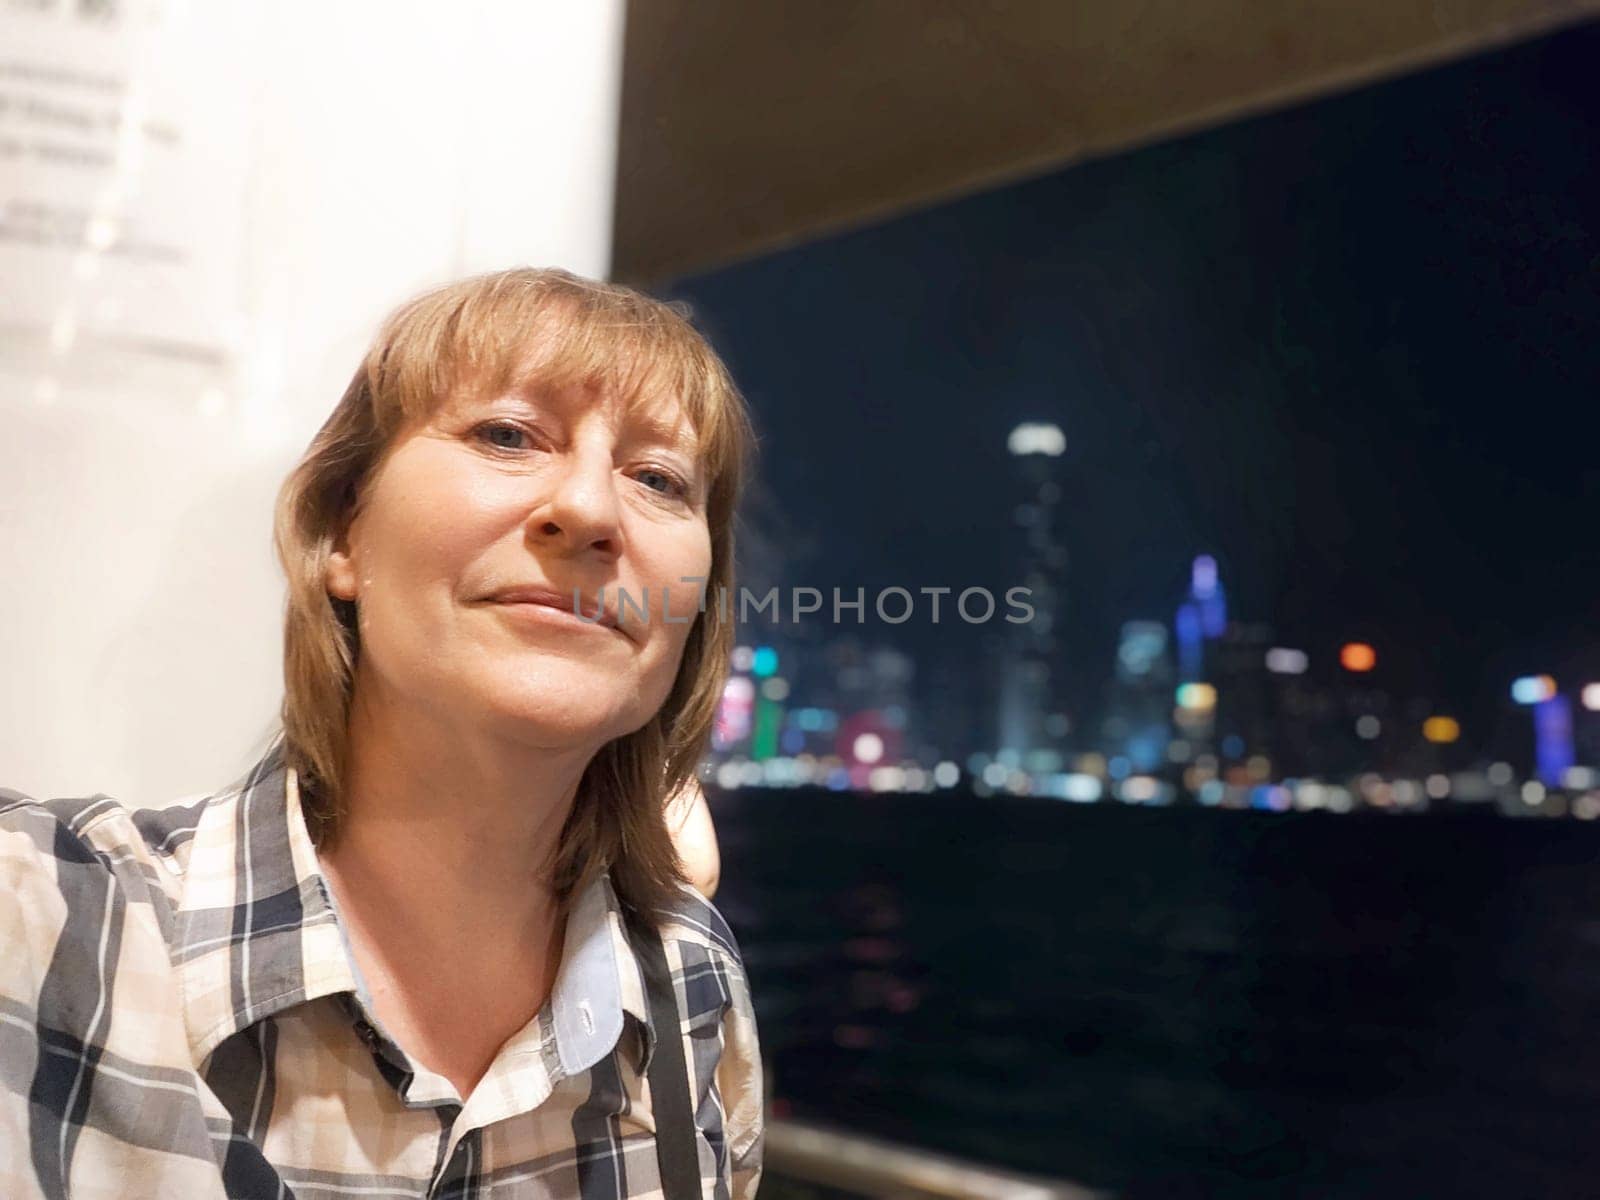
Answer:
[{"xmin": 484, "ymin": 588, "xmax": 629, "ymax": 639}]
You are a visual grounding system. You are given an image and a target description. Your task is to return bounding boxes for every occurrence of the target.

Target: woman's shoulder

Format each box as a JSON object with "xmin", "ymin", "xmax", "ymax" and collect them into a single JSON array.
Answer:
[
  {"xmin": 0, "ymin": 789, "xmax": 190, "ymax": 1016},
  {"xmin": 650, "ymin": 884, "xmax": 761, "ymax": 1029},
  {"xmin": 0, "ymin": 784, "xmax": 213, "ymax": 914},
  {"xmin": 1, "ymin": 786, "xmax": 138, "ymax": 876},
  {"xmin": 652, "ymin": 882, "xmax": 764, "ymax": 1188},
  {"xmin": 2, "ymin": 784, "xmax": 126, "ymax": 838},
  {"xmin": 653, "ymin": 881, "xmax": 747, "ymax": 968}
]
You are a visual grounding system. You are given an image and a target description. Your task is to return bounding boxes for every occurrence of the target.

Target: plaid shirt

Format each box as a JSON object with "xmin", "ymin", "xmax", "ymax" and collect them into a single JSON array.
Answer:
[{"xmin": 0, "ymin": 739, "xmax": 763, "ymax": 1199}]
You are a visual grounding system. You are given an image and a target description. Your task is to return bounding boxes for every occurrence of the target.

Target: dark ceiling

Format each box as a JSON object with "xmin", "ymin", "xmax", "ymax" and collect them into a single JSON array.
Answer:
[{"xmin": 613, "ymin": 0, "xmax": 1595, "ymax": 284}]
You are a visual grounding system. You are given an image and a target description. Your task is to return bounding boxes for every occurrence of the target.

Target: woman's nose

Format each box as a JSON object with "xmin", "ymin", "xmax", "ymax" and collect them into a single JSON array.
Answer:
[{"xmin": 530, "ymin": 450, "xmax": 622, "ymax": 557}]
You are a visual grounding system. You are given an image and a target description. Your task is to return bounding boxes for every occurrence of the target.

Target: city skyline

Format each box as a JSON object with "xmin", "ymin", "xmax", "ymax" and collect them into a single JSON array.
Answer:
[
  {"xmin": 701, "ymin": 512, "xmax": 1600, "ymax": 811},
  {"xmin": 700, "ymin": 404, "xmax": 1595, "ymax": 785},
  {"xmin": 666, "ymin": 25, "xmax": 1599, "ymax": 755}
]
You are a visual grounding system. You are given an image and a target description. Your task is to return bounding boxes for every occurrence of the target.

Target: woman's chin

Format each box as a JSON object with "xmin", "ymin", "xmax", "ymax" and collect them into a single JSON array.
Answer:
[{"xmin": 484, "ymin": 692, "xmax": 652, "ymax": 748}]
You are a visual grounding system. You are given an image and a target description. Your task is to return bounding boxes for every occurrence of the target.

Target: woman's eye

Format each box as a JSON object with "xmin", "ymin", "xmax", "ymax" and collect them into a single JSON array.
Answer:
[
  {"xmin": 636, "ymin": 468, "xmax": 688, "ymax": 498},
  {"xmin": 476, "ymin": 422, "xmax": 531, "ymax": 451}
]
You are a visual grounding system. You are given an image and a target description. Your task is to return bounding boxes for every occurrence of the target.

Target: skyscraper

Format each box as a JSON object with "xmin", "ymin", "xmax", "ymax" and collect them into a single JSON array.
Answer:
[
  {"xmin": 997, "ymin": 422, "xmax": 1069, "ymax": 770},
  {"xmin": 1102, "ymin": 620, "xmax": 1176, "ymax": 773},
  {"xmin": 1175, "ymin": 554, "xmax": 1228, "ymax": 683}
]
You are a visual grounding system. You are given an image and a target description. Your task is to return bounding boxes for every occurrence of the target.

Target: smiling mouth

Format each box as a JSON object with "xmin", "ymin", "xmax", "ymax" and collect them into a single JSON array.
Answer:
[{"xmin": 484, "ymin": 593, "xmax": 630, "ymax": 640}]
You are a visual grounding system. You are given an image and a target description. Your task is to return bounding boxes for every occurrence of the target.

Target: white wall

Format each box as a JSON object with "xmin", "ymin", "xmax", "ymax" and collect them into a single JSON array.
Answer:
[{"xmin": 0, "ymin": 0, "xmax": 626, "ymax": 801}]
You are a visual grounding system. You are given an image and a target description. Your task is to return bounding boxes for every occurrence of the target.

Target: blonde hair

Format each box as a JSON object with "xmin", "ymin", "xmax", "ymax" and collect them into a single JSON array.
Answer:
[{"xmin": 272, "ymin": 267, "xmax": 753, "ymax": 920}]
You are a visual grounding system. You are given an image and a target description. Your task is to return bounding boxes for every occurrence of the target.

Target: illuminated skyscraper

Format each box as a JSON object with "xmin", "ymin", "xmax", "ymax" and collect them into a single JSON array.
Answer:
[
  {"xmin": 1101, "ymin": 620, "xmax": 1175, "ymax": 772},
  {"xmin": 997, "ymin": 422, "xmax": 1069, "ymax": 770},
  {"xmin": 1534, "ymin": 695, "xmax": 1576, "ymax": 787},
  {"xmin": 1174, "ymin": 554, "xmax": 1228, "ymax": 682},
  {"xmin": 815, "ymin": 637, "xmax": 916, "ymax": 784}
]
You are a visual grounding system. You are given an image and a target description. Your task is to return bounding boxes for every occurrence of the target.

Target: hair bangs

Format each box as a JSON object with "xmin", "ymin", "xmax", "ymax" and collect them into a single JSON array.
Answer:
[{"xmin": 363, "ymin": 271, "xmax": 745, "ymax": 499}]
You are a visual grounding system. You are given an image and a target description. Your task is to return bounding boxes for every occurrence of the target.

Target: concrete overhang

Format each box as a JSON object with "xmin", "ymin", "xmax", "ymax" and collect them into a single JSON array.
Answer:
[{"xmin": 614, "ymin": 0, "xmax": 1597, "ymax": 283}]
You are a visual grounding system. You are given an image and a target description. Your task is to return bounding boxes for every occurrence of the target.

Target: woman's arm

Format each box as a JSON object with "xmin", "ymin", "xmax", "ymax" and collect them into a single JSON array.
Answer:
[
  {"xmin": 0, "ymin": 795, "xmax": 233, "ymax": 1197},
  {"xmin": 665, "ymin": 780, "xmax": 720, "ymax": 899}
]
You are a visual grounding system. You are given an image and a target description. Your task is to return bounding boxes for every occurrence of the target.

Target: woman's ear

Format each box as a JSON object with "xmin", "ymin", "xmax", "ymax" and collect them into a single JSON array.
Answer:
[{"xmin": 325, "ymin": 519, "xmax": 359, "ymax": 602}]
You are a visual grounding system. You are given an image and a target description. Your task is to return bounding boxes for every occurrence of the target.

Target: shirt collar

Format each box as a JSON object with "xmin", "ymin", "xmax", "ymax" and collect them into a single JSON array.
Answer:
[
  {"xmin": 553, "ymin": 866, "xmax": 658, "ymax": 1078},
  {"xmin": 173, "ymin": 736, "xmax": 654, "ymax": 1076}
]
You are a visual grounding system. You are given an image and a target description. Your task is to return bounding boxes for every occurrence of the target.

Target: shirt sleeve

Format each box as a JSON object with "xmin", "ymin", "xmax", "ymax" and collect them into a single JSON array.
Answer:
[
  {"xmin": 716, "ymin": 957, "xmax": 765, "ymax": 1200},
  {"xmin": 0, "ymin": 793, "xmax": 232, "ymax": 1199}
]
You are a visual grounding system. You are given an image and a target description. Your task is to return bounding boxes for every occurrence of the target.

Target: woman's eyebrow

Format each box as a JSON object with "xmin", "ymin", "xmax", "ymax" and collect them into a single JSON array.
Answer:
[{"xmin": 627, "ymin": 409, "xmax": 698, "ymax": 457}]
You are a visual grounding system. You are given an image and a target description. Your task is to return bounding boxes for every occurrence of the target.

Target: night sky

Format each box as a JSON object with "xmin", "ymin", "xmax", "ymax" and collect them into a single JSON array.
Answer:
[{"xmin": 666, "ymin": 23, "xmax": 1599, "ymax": 747}]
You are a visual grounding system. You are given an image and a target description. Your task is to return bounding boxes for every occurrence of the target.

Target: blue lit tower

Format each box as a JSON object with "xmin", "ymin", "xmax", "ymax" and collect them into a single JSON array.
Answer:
[
  {"xmin": 1174, "ymin": 554, "xmax": 1228, "ymax": 683},
  {"xmin": 1534, "ymin": 695, "xmax": 1576, "ymax": 787},
  {"xmin": 997, "ymin": 422, "xmax": 1069, "ymax": 770},
  {"xmin": 1169, "ymin": 554, "xmax": 1230, "ymax": 759}
]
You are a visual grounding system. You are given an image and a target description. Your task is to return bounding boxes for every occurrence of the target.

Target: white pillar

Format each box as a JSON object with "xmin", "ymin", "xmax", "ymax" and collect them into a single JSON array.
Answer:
[{"xmin": 0, "ymin": 0, "xmax": 625, "ymax": 800}]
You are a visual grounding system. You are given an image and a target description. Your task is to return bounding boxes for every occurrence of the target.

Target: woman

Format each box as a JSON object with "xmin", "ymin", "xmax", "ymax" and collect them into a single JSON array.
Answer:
[{"xmin": 0, "ymin": 268, "xmax": 762, "ymax": 1199}]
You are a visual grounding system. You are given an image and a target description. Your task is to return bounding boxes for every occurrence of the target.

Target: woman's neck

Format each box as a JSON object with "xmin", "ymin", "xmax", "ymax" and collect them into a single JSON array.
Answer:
[
  {"xmin": 313, "ymin": 687, "xmax": 596, "ymax": 1097},
  {"xmin": 322, "ymin": 684, "xmax": 595, "ymax": 956},
  {"xmin": 325, "ymin": 675, "xmax": 599, "ymax": 928}
]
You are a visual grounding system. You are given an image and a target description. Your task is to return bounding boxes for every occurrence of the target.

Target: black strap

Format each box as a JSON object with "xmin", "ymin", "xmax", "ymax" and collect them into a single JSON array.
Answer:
[{"xmin": 632, "ymin": 915, "xmax": 702, "ymax": 1200}]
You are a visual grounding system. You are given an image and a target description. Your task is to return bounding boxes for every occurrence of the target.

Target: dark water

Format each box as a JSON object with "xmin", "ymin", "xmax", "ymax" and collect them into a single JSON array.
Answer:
[{"xmin": 710, "ymin": 788, "xmax": 1600, "ymax": 1199}]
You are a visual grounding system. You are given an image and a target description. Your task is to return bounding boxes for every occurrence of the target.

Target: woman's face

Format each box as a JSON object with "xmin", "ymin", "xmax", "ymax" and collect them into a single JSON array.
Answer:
[{"xmin": 325, "ymin": 372, "xmax": 713, "ymax": 754}]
